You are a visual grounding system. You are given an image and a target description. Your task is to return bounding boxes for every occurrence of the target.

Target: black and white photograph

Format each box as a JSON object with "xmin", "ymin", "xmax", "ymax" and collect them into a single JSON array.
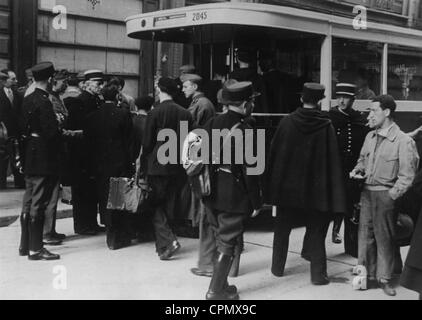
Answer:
[{"xmin": 1, "ymin": 0, "xmax": 422, "ymax": 305}]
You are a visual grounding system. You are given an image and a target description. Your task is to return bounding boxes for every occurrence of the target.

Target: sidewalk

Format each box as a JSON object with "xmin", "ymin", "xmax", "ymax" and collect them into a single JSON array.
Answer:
[
  {"xmin": 0, "ymin": 213, "xmax": 418, "ymax": 300},
  {"xmin": 0, "ymin": 188, "xmax": 72, "ymax": 227}
]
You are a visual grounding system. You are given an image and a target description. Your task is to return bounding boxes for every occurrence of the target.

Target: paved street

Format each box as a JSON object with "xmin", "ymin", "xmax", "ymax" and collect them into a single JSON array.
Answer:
[{"xmin": 0, "ymin": 189, "xmax": 418, "ymax": 300}]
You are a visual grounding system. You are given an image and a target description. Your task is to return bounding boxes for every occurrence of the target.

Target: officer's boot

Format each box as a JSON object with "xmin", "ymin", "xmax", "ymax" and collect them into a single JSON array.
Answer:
[
  {"xmin": 28, "ymin": 216, "xmax": 45, "ymax": 253},
  {"xmin": 206, "ymin": 252, "xmax": 239, "ymax": 300},
  {"xmin": 19, "ymin": 212, "xmax": 30, "ymax": 256}
]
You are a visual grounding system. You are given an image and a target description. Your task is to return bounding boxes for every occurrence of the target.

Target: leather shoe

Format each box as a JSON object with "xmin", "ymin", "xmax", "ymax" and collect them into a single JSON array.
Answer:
[
  {"xmin": 191, "ymin": 268, "xmax": 212, "ymax": 277},
  {"xmin": 379, "ymin": 281, "xmax": 397, "ymax": 296},
  {"xmin": 160, "ymin": 241, "xmax": 181, "ymax": 260},
  {"xmin": 28, "ymin": 248, "xmax": 60, "ymax": 261},
  {"xmin": 43, "ymin": 238, "xmax": 63, "ymax": 246},
  {"xmin": 48, "ymin": 232, "xmax": 66, "ymax": 241},
  {"xmin": 312, "ymin": 276, "xmax": 330, "ymax": 286}
]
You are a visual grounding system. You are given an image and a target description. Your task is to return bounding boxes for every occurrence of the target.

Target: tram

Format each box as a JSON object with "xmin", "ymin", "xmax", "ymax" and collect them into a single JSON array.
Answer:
[
  {"xmin": 126, "ymin": 1, "xmax": 422, "ymax": 133},
  {"xmin": 125, "ymin": 2, "xmax": 422, "ymax": 224}
]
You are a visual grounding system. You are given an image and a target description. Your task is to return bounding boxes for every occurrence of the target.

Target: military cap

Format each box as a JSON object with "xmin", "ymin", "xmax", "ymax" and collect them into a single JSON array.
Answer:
[
  {"xmin": 31, "ymin": 62, "xmax": 55, "ymax": 81},
  {"xmin": 179, "ymin": 65, "xmax": 196, "ymax": 74},
  {"xmin": 221, "ymin": 81, "xmax": 260, "ymax": 104},
  {"xmin": 336, "ymin": 83, "xmax": 356, "ymax": 97},
  {"xmin": 0, "ymin": 72, "xmax": 8, "ymax": 80},
  {"xmin": 157, "ymin": 77, "xmax": 179, "ymax": 97},
  {"xmin": 84, "ymin": 69, "xmax": 104, "ymax": 81},
  {"xmin": 180, "ymin": 73, "xmax": 202, "ymax": 85},
  {"xmin": 217, "ymin": 79, "xmax": 238, "ymax": 105},
  {"xmin": 302, "ymin": 83, "xmax": 326, "ymax": 101}
]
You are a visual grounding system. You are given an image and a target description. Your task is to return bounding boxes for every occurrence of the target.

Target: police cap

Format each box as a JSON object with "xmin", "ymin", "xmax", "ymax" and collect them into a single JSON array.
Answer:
[
  {"xmin": 222, "ymin": 81, "xmax": 261, "ymax": 104},
  {"xmin": 302, "ymin": 83, "xmax": 326, "ymax": 102},
  {"xmin": 31, "ymin": 62, "xmax": 55, "ymax": 81},
  {"xmin": 180, "ymin": 73, "xmax": 202, "ymax": 85},
  {"xmin": 336, "ymin": 83, "xmax": 356, "ymax": 97}
]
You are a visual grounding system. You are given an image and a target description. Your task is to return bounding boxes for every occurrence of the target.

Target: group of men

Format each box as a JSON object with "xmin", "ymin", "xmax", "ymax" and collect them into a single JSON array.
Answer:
[{"xmin": 3, "ymin": 53, "xmax": 422, "ymax": 300}]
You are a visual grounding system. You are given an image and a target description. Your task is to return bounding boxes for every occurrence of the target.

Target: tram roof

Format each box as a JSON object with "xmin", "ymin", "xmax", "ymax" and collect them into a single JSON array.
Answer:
[{"xmin": 126, "ymin": 2, "xmax": 422, "ymax": 48}]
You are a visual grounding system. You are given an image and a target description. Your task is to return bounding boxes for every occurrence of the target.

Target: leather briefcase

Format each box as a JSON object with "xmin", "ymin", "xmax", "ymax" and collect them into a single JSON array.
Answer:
[{"xmin": 107, "ymin": 177, "xmax": 141, "ymax": 213}]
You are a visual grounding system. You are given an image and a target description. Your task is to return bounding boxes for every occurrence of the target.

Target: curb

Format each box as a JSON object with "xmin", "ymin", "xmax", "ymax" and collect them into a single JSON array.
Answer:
[{"xmin": 0, "ymin": 208, "xmax": 73, "ymax": 228}]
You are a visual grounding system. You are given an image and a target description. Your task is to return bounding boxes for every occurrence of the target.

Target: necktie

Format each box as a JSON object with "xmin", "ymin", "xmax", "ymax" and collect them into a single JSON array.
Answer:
[{"xmin": 6, "ymin": 88, "xmax": 13, "ymax": 104}]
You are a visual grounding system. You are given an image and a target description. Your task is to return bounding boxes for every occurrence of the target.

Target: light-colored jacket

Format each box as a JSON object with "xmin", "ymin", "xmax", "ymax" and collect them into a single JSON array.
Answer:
[{"xmin": 354, "ymin": 122, "xmax": 420, "ymax": 200}]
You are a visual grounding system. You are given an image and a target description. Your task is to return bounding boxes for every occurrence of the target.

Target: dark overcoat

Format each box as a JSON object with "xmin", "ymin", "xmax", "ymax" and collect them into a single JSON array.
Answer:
[
  {"xmin": 266, "ymin": 107, "xmax": 346, "ymax": 217},
  {"xmin": 21, "ymin": 88, "xmax": 61, "ymax": 176},
  {"xmin": 204, "ymin": 110, "xmax": 262, "ymax": 215},
  {"xmin": 142, "ymin": 99, "xmax": 193, "ymax": 177},
  {"xmin": 83, "ymin": 102, "xmax": 133, "ymax": 178}
]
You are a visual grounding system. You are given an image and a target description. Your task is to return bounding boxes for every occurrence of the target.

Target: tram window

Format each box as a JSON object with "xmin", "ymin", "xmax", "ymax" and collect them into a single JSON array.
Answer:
[
  {"xmin": 332, "ymin": 38, "xmax": 382, "ymax": 99},
  {"xmin": 388, "ymin": 45, "xmax": 422, "ymax": 101}
]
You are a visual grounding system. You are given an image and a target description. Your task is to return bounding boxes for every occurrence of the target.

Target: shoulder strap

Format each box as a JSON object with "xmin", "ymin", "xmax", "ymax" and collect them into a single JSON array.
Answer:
[{"xmin": 221, "ymin": 122, "xmax": 242, "ymax": 151}]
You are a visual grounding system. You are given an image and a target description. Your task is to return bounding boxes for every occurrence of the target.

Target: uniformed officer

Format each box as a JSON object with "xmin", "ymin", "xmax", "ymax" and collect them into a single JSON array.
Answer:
[
  {"xmin": 180, "ymin": 73, "xmax": 216, "ymax": 277},
  {"xmin": 328, "ymin": 83, "xmax": 368, "ymax": 256},
  {"xmin": 19, "ymin": 62, "xmax": 61, "ymax": 260},
  {"xmin": 203, "ymin": 81, "xmax": 262, "ymax": 300},
  {"xmin": 181, "ymin": 73, "xmax": 216, "ymax": 128},
  {"xmin": 71, "ymin": 69, "xmax": 105, "ymax": 234}
]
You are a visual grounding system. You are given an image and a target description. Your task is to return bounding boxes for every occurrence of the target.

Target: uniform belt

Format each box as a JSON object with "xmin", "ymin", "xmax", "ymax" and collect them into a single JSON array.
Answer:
[
  {"xmin": 364, "ymin": 185, "xmax": 390, "ymax": 191},
  {"xmin": 30, "ymin": 133, "xmax": 40, "ymax": 138}
]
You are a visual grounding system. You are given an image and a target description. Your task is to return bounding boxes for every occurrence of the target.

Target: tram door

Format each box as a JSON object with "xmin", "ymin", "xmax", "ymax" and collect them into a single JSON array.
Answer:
[{"xmin": 182, "ymin": 26, "xmax": 323, "ymax": 115}]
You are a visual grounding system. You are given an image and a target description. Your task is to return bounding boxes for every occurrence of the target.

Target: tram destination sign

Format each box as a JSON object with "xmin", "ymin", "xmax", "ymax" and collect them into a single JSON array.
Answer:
[
  {"xmin": 153, "ymin": 10, "xmax": 209, "ymax": 28},
  {"xmin": 340, "ymin": 0, "xmax": 404, "ymax": 14}
]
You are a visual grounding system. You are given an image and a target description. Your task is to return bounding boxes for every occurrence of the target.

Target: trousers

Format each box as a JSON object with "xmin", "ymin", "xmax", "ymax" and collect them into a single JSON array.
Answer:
[
  {"xmin": 43, "ymin": 180, "xmax": 60, "ymax": 236},
  {"xmin": 272, "ymin": 208, "xmax": 330, "ymax": 280},
  {"xmin": 149, "ymin": 175, "xmax": 180, "ymax": 253},
  {"xmin": 206, "ymin": 210, "xmax": 246, "ymax": 257},
  {"xmin": 72, "ymin": 176, "xmax": 99, "ymax": 232},
  {"xmin": 358, "ymin": 189, "xmax": 396, "ymax": 281},
  {"xmin": 21, "ymin": 175, "xmax": 58, "ymax": 252}
]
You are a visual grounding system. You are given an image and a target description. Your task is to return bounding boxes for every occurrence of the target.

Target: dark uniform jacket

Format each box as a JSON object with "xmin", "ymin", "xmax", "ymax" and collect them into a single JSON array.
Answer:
[
  {"xmin": 84, "ymin": 102, "xmax": 133, "ymax": 178},
  {"xmin": 204, "ymin": 110, "xmax": 262, "ymax": 215},
  {"xmin": 0, "ymin": 86, "xmax": 20, "ymax": 138},
  {"xmin": 230, "ymin": 68, "xmax": 268, "ymax": 114},
  {"xmin": 329, "ymin": 107, "xmax": 369, "ymax": 174},
  {"xmin": 188, "ymin": 93, "xmax": 215, "ymax": 129},
  {"xmin": 21, "ymin": 88, "xmax": 61, "ymax": 176},
  {"xmin": 266, "ymin": 107, "xmax": 346, "ymax": 217},
  {"xmin": 142, "ymin": 99, "xmax": 193, "ymax": 176},
  {"xmin": 79, "ymin": 90, "xmax": 101, "ymax": 117}
]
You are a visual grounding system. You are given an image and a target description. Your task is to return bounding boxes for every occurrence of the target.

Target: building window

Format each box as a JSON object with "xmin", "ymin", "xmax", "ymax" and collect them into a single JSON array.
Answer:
[
  {"xmin": 388, "ymin": 44, "xmax": 422, "ymax": 101},
  {"xmin": 332, "ymin": 38, "xmax": 383, "ymax": 99}
]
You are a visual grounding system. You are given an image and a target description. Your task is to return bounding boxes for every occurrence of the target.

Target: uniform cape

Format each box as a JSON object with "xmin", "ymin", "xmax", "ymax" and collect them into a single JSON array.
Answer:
[{"xmin": 266, "ymin": 107, "xmax": 347, "ymax": 216}]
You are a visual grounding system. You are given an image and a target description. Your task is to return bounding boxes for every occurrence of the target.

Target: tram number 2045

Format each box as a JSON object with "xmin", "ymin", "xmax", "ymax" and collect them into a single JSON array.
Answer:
[{"xmin": 192, "ymin": 11, "xmax": 208, "ymax": 22}]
